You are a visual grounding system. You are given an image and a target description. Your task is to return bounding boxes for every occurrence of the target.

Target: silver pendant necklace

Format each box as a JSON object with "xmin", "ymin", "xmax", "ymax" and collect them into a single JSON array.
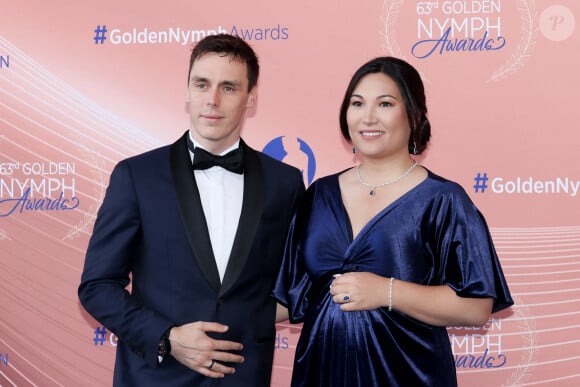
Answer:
[{"xmin": 356, "ymin": 161, "xmax": 418, "ymax": 196}]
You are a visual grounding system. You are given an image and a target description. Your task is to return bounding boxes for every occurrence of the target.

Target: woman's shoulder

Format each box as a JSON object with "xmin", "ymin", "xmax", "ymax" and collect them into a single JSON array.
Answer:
[
  {"xmin": 309, "ymin": 168, "xmax": 350, "ymax": 188},
  {"xmin": 418, "ymin": 171, "xmax": 486, "ymax": 222},
  {"xmin": 425, "ymin": 169, "xmax": 467, "ymax": 192},
  {"xmin": 420, "ymin": 169, "xmax": 476, "ymax": 207}
]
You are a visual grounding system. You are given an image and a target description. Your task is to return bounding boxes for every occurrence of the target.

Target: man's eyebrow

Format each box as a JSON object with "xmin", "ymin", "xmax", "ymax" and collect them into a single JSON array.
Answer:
[
  {"xmin": 190, "ymin": 75, "xmax": 208, "ymax": 83},
  {"xmin": 189, "ymin": 76, "xmax": 242, "ymax": 87},
  {"xmin": 220, "ymin": 80, "xmax": 242, "ymax": 87}
]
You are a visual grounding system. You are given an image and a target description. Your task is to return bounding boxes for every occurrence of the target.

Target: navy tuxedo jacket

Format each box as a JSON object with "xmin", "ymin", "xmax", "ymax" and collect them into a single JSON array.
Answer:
[{"xmin": 79, "ymin": 132, "xmax": 305, "ymax": 386}]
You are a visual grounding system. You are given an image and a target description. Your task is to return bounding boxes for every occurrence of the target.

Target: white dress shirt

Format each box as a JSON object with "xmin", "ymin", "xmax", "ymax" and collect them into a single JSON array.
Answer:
[{"xmin": 189, "ymin": 133, "xmax": 244, "ymax": 282}]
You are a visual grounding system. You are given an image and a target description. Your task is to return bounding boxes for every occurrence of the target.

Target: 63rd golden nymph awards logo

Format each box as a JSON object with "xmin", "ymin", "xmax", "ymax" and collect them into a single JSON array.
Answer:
[
  {"xmin": 381, "ymin": 0, "xmax": 537, "ymax": 82},
  {"xmin": 0, "ymin": 132, "xmax": 106, "ymax": 242}
]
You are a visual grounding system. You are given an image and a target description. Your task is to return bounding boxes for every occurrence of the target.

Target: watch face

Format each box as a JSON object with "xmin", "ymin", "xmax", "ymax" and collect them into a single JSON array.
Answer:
[{"xmin": 158, "ymin": 337, "xmax": 169, "ymax": 357}]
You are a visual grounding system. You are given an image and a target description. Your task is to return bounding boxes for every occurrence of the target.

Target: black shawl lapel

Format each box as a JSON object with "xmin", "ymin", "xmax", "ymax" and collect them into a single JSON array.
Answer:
[
  {"xmin": 219, "ymin": 140, "xmax": 264, "ymax": 296},
  {"xmin": 170, "ymin": 132, "xmax": 221, "ymax": 292}
]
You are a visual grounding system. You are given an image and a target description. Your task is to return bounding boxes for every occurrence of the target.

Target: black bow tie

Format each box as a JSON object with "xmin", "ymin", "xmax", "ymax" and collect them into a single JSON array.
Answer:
[{"xmin": 188, "ymin": 137, "xmax": 244, "ymax": 174}]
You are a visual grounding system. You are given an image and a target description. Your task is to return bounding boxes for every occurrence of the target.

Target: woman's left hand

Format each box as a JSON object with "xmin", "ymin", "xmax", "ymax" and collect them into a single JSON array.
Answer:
[{"xmin": 329, "ymin": 272, "xmax": 389, "ymax": 311}]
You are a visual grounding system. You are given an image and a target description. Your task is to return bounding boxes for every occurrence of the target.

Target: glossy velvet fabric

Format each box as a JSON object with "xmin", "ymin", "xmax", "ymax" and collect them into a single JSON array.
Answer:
[{"xmin": 273, "ymin": 170, "xmax": 513, "ymax": 387}]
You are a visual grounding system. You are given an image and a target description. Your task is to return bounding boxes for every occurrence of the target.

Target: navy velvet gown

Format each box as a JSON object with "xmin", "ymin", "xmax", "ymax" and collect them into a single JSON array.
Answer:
[{"xmin": 273, "ymin": 170, "xmax": 513, "ymax": 387}]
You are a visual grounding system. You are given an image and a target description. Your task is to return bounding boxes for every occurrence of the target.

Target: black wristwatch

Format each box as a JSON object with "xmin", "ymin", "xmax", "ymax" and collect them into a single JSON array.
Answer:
[{"xmin": 157, "ymin": 334, "xmax": 171, "ymax": 364}]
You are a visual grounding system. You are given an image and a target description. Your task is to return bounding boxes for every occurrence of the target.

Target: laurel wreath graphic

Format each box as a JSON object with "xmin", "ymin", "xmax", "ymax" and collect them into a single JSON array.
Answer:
[
  {"xmin": 63, "ymin": 139, "xmax": 106, "ymax": 240},
  {"xmin": 0, "ymin": 228, "xmax": 10, "ymax": 241},
  {"xmin": 381, "ymin": 0, "xmax": 404, "ymax": 59},
  {"xmin": 488, "ymin": 0, "xmax": 537, "ymax": 82},
  {"xmin": 502, "ymin": 297, "xmax": 538, "ymax": 386}
]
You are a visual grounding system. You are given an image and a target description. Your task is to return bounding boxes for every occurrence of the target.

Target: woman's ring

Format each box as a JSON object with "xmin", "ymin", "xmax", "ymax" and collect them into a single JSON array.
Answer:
[
  {"xmin": 343, "ymin": 294, "xmax": 350, "ymax": 302},
  {"xmin": 209, "ymin": 359, "xmax": 215, "ymax": 369}
]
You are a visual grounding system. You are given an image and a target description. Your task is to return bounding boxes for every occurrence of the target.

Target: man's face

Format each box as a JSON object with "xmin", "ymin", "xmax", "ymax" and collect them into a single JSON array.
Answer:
[{"xmin": 186, "ymin": 52, "xmax": 256, "ymax": 153}]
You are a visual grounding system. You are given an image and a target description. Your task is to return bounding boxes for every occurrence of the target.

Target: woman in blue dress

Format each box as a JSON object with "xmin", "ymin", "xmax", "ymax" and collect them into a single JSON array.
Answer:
[{"xmin": 273, "ymin": 56, "xmax": 513, "ymax": 387}]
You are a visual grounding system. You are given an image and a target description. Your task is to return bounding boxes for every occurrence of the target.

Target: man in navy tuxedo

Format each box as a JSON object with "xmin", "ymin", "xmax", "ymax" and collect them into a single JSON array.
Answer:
[{"xmin": 78, "ymin": 34, "xmax": 305, "ymax": 386}]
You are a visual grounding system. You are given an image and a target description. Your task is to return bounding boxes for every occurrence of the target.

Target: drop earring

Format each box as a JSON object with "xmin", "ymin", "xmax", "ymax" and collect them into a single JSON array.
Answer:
[{"xmin": 412, "ymin": 141, "xmax": 417, "ymax": 155}]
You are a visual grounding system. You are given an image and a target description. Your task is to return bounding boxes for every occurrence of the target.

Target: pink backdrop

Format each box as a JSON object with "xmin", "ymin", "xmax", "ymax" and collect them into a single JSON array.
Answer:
[{"xmin": 1, "ymin": 0, "xmax": 579, "ymax": 385}]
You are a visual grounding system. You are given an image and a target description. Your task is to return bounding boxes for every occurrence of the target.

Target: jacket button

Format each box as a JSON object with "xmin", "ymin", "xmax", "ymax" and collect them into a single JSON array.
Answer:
[{"xmin": 217, "ymin": 298, "xmax": 224, "ymax": 305}]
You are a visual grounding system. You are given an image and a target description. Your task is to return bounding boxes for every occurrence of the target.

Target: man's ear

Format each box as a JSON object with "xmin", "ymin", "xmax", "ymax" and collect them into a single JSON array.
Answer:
[{"xmin": 246, "ymin": 88, "xmax": 257, "ymax": 107}]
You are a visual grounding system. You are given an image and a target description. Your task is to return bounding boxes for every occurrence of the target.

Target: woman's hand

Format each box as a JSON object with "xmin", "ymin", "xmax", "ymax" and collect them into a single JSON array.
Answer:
[
  {"xmin": 329, "ymin": 272, "xmax": 389, "ymax": 311},
  {"xmin": 330, "ymin": 272, "xmax": 493, "ymax": 327}
]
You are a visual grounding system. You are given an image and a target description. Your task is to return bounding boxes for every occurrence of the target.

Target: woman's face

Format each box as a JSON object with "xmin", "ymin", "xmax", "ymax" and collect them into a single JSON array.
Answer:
[{"xmin": 347, "ymin": 73, "xmax": 411, "ymax": 160}]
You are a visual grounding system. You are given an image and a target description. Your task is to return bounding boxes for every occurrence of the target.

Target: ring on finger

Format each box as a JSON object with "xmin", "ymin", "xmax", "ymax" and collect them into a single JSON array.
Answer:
[
  {"xmin": 209, "ymin": 359, "xmax": 215, "ymax": 369},
  {"xmin": 343, "ymin": 294, "xmax": 350, "ymax": 302}
]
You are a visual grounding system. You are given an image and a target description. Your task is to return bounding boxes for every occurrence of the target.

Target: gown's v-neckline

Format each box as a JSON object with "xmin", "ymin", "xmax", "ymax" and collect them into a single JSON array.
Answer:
[{"xmin": 336, "ymin": 169, "xmax": 431, "ymax": 242}]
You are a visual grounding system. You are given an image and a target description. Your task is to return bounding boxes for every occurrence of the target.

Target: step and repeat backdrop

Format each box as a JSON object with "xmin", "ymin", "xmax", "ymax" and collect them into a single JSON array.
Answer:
[{"xmin": 1, "ymin": 1, "xmax": 579, "ymax": 386}]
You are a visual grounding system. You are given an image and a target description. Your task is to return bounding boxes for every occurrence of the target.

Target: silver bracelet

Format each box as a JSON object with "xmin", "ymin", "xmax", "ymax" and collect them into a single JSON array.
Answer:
[{"xmin": 388, "ymin": 277, "xmax": 394, "ymax": 311}]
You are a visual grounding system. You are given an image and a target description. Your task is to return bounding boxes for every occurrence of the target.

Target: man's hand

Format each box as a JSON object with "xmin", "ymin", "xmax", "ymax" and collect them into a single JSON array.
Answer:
[{"xmin": 169, "ymin": 321, "xmax": 244, "ymax": 378}]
